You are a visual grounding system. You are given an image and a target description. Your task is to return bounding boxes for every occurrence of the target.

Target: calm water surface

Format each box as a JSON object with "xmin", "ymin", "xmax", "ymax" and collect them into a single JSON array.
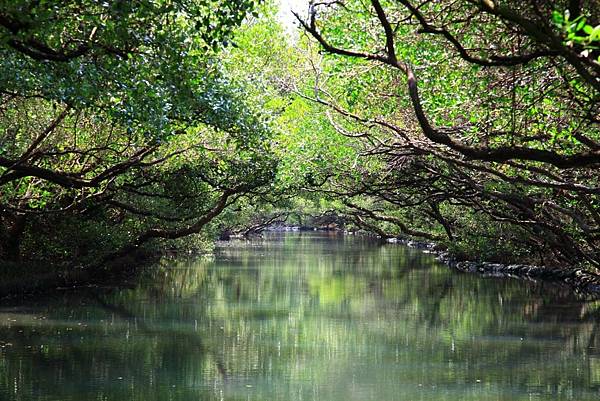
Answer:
[{"xmin": 1, "ymin": 233, "xmax": 600, "ymax": 401}]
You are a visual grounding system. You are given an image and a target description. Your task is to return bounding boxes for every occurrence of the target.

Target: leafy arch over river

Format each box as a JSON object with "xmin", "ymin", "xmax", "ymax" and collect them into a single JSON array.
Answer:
[{"xmin": 1, "ymin": 0, "xmax": 600, "ymax": 289}]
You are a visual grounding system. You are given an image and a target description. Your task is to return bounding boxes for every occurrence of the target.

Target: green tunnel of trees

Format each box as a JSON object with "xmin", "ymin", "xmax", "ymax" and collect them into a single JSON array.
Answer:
[{"xmin": 1, "ymin": 0, "xmax": 600, "ymax": 282}]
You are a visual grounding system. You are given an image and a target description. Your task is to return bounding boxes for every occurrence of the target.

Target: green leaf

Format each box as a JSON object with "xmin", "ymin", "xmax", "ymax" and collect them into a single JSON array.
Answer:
[
  {"xmin": 591, "ymin": 25, "xmax": 600, "ymax": 41},
  {"xmin": 551, "ymin": 10, "xmax": 563, "ymax": 24}
]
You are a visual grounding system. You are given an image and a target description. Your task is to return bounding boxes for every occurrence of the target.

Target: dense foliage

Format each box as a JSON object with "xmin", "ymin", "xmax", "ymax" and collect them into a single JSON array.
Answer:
[
  {"xmin": 0, "ymin": 0, "xmax": 276, "ymax": 271},
  {"xmin": 1, "ymin": 0, "xmax": 600, "ymax": 282},
  {"xmin": 288, "ymin": 0, "xmax": 600, "ymax": 267}
]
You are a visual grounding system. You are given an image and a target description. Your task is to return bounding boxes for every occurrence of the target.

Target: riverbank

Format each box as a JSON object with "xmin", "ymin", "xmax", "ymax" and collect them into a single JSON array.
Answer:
[{"xmin": 389, "ymin": 238, "xmax": 600, "ymax": 299}]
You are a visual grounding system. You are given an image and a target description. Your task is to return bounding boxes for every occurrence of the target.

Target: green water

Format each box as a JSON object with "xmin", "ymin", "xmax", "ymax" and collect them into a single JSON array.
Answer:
[{"xmin": 1, "ymin": 233, "xmax": 600, "ymax": 401}]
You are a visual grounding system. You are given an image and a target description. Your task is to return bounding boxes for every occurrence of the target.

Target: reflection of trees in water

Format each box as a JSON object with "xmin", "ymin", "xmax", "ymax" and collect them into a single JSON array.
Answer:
[
  {"xmin": 113, "ymin": 238, "xmax": 600, "ymax": 393},
  {"xmin": 0, "ymin": 324, "xmax": 221, "ymax": 400},
  {"xmin": 2, "ymin": 235, "xmax": 600, "ymax": 400},
  {"xmin": 93, "ymin": 294, "xmax": 228, "ymax": 378},
  {"xmin": 138, "ymin": 237, "xmax": 600, "ymax": 395},
  {"xmin": 390, "ymin": 267, "xmax": 600, "ymax": 393},
  {"xmin": 0, "ymin": 292, "xmax": 233, "ymax": 400}
]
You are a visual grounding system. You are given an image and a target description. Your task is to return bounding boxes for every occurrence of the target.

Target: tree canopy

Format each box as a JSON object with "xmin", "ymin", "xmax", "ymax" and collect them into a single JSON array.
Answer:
[
  {"xmin": 287, "ymin": 0, "xmax": 600, "ymax": 267},
  {"xmin": 1, "ymin": 0, "xmax": 600, "ymax": 282},
  {"xmin": 0, "ymin": 0, "xmax": 275, "ymax": 270}
]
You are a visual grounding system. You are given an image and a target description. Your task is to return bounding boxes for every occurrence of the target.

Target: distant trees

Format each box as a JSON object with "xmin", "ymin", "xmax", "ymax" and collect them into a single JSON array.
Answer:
[
  {"xmin": 0, "ymin": 0, "xmax": 276, "ymax": 267},
  {"xmin": 294, "ymin": 0, "xmax": 600, "ymax": 266}
]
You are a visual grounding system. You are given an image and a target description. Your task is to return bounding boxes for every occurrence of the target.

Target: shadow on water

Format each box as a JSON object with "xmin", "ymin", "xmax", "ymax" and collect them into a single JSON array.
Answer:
[{"xmin": 1, "ymin": 232, "xmax": 600, "ymax": 400}]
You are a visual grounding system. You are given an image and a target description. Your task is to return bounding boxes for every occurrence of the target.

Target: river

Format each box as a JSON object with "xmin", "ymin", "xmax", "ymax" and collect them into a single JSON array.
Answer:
[{"xmin": 1, "ymin": 232, "xmax": 599, "ymax": 400}]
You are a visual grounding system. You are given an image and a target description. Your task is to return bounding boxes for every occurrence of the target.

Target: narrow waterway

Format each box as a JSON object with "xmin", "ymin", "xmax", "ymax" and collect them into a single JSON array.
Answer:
[{"xmin": 1, "ymin": 233, "xmax": 600, "ymax": 400}]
